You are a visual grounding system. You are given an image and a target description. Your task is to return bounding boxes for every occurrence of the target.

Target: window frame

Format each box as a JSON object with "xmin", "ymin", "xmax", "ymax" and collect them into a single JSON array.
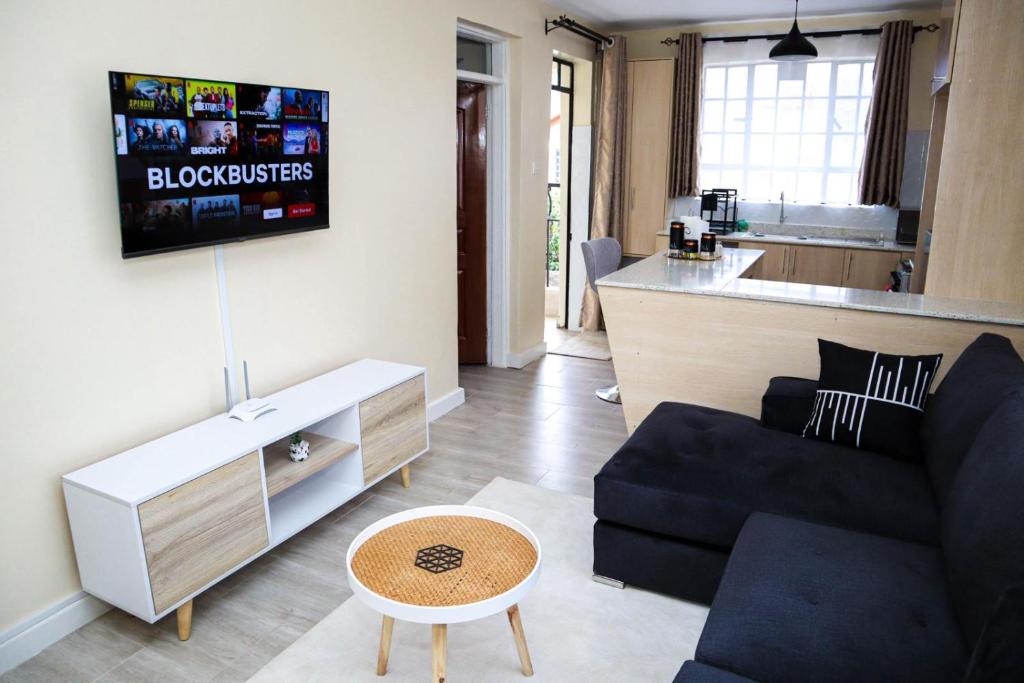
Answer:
[{"xmin": 699, "ymin": 59, "xmax": 874, "ymax": 206}]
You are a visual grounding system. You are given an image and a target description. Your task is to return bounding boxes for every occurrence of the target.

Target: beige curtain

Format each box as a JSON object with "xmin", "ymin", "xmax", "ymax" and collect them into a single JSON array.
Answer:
[
  {"xmin": 581, "ymin": 34, "xmax": 628, "ymax": 331},
  {"xmin": 859, "ymin": 20, "xmax": 913, "ymax": 206},
  {"xmin": 668, "ymin": 33, "xmax": 703, "ymax": 198}
]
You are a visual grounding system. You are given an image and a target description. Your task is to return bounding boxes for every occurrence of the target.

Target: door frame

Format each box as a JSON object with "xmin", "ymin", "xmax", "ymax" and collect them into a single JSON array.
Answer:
[
  {"xmin": 551, "ymin": 57, "xmax": 574, "ymax": 329},
  {"xmin": 457, "ymin": 22, "xmax": 510, "ymax": 367}
]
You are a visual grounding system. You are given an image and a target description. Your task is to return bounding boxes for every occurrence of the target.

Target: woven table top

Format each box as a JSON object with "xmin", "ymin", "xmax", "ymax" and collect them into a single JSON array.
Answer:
[{"xmin": 350, "ymin": 514, "xmax": 538, "ymax": 607}]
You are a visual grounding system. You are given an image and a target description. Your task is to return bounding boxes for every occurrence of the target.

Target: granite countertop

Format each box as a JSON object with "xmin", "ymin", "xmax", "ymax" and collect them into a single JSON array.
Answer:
[
  {"xmin": 655, "ymin": 229, "xmax": 909, "ymax": 253},
  {"xmin": 598, "ymin": 247, "xmax": 765, "ymax": 293},
  {"xmin": 599, "ymin": 249, "xmax": 1024, "ymax": 327}
]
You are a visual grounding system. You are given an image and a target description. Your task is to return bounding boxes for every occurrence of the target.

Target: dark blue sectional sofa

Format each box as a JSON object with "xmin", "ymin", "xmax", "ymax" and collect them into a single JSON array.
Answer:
[{"xmin": 592, "ymin": 334, "xmax": 1024, "ymax": 682}]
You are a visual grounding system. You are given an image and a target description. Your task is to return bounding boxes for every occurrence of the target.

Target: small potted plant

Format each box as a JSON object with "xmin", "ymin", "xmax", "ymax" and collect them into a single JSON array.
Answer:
[{"xmin": 289, "ymin": 432, "xmax": 310, "ymax": 462}]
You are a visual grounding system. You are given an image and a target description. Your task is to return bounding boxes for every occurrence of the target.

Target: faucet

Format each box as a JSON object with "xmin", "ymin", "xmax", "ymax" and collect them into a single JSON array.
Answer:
[{"xmin": 779, "ymin": 191, "xmax": 786, "ymax": 224}]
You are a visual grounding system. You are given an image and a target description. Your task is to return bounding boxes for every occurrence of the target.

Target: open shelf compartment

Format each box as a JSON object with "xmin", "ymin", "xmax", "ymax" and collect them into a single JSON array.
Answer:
[{"xmin": 263, "ymin": 432, "xmax": 359, "ymax": 498}]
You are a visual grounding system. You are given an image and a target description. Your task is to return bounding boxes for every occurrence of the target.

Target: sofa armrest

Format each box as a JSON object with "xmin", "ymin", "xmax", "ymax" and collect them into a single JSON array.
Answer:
[{"xmin": 760, "ymin": 376, "xmax": 818, "ymax": 436}]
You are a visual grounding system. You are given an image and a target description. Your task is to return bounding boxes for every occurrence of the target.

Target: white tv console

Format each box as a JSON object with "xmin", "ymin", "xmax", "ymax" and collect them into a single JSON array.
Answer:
[{"xmin": 62, "ymin": 359, "xmax": 428, "ymax": 640}]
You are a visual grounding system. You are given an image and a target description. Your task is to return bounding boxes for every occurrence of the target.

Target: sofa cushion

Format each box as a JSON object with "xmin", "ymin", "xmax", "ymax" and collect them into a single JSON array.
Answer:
[
  {"xmin": 803, "ymin": 339, "xmax": 942, "ymax": 460},
  {"xmin": 594, "ymin": 402, "xmax": 940, "ymax": 549},
  {"xmin": 921, "ymin": 333, "xmax": 1024, "ymax": 505},
  {"xmin": 695, "ymin": 513, "xmax": 967, "ymax": 683},
  {"xmin": 674, "ymin": 661, "xmax": 758, "ymax": 683},
  {"xmin": 962, "ymin": 582, "xmax": 1024, "ymax": 683},
  {"xmin": 760, "ymin": 376, "xmax": 817, "ymax": 435},
  {"xmin": 942, "ymin": 391, "xmax": 1024, "ymax": 648}
]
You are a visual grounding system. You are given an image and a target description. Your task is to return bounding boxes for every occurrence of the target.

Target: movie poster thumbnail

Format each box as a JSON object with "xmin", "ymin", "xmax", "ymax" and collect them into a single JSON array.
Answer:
[
  {"xmin": 241, "ymin": 190, "xmax": 284, "ymax": 222},
  {"xmin": 282, "ymin": 88, "xmax": 322, "ymax": 121},
  {"xmin": 123, "ymin": 198, "xmax": 190, "ymax": 232},
  {"xmin": 283, "ymin": 122, "xmax": 322, "ymax": 155},
  {"xmin": 285, "ymin": 186, "xmax": 317, "ymax": 219},
  {"xmin": 186, "ymin": 80, "xmax": 237, "ymax": 119},
  {"xmin": 113, "ymin": 114, "xmax": 128, "ymax": 155},
  {"xmin": 188, "ymin": 120, "xmax": 239, "ymax": 156},
  {"xmin": 125, "ymin": 74, "xmax": 186, "ymax": 116},
  {"xmin": 127, "ymin": 118, "xmax": 187, "ymax": 155},
  {"xmin": 239, "ymin": 122, "xmax": 282, "ymax": 158},
  {"xmin": 322, "ymin": 92, "xmax": 329, "ymax": 123},
  {"xmin": 192, "ymin": 194, "xmax": 241, "ymax": 228},
  {"xmin": 237, "ymin": 85, "xmax": 282, "ymax": 121}
]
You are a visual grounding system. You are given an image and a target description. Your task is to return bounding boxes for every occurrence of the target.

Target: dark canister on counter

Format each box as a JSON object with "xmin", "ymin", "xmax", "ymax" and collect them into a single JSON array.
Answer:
[
  {"xmin": 683, "ymin": 239, "xmax": 699, "ymax": 259},
  {"xmin": 668, "ymin": 221, "xmax": 686, "ymax": 259},
  {"xmin": 699, "ymin": 232, "xmax": 717, "ymax": 260}
]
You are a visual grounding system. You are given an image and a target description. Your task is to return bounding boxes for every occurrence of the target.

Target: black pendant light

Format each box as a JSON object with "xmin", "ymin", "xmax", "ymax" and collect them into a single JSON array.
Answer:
[{"xmin": 770, "ymin": 0, "xmax": 818, "ymax": 61}]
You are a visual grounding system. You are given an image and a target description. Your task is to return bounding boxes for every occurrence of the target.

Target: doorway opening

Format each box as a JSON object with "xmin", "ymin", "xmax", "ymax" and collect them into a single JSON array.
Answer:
[{"xmin": 456, "ymin": 23, "xmax": 509, "ymax": 366}]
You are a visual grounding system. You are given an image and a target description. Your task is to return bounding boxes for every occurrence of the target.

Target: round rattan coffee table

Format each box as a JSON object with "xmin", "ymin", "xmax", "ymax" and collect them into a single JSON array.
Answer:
[{"xmin": 346, "ymin": 505, "xmax": 541, "ymax": 682}]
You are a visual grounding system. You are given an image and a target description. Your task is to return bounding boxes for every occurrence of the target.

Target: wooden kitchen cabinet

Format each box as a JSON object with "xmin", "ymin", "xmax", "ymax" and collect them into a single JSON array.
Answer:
[
  {"xmin": 623, "ymin": 59, "xmax": 673, "ymax": 257},
  {"xmin": 788, "ymin": 245, "xmax": 846, "ymax": 287},
  {"xmin": 745, "ymin": 242, "xmax": 790, "ymax": 281},
  {"xmin": 842, "ymin": 249, "xmax": 901, "ymax": 289}
]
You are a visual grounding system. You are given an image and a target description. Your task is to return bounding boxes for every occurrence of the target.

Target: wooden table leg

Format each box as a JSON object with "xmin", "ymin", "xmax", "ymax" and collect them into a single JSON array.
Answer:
[
  {"xmin": 176, "ymin": 600, "xmax": 193, "ymax": 641},
  {"xmin": 506, "ymin": 604, "xmax": 534, "ymax": 676},
  {"xmin": 376, "ymin": 614, "xmax": 394, "ymax": 675},
  {"xmin": 432, "ymin": 624, "xmax": 447, "ymax": 683},
  {"xmin": 400, "ymin": 465, "xmax": 411, "ymax": 489}
]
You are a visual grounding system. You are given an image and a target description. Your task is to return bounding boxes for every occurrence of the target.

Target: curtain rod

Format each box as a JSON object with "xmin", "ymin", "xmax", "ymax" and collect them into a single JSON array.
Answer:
[
  {"xmin": 546, "ymin": 15, "xmax": 615, "ymax": 48},
  {"xmin": 660, "ymin": 22, "xmax": 939, "ymax": 46}
]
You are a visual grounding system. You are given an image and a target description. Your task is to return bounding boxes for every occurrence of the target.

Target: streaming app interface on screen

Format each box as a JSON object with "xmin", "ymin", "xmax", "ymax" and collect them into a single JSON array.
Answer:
[{"xmin": 110, "ymin": 72, "xmax": 329, "ymax": 257}]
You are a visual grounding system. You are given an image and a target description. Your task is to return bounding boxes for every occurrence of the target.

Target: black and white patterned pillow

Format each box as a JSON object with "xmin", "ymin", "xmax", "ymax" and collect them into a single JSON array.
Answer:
[{"xmin": 804, "ymin": 339, "xmax": 943, "ymax": 460}]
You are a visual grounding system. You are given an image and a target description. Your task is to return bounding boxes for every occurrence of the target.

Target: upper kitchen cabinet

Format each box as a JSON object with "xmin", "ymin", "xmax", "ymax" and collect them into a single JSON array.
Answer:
[
  {"xmin": 931, "ymin": 0, "xmax": 962, "ymax": 94},
  {"xmin": 623, "ymin": 59, "xmax": 673, "ymax": 257}
]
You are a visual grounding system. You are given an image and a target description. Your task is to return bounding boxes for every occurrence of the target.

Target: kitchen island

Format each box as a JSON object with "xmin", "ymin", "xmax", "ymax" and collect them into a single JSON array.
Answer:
[{"xmin": 598, "ymin": 248, "xmax": 1024, "ymax": 432}]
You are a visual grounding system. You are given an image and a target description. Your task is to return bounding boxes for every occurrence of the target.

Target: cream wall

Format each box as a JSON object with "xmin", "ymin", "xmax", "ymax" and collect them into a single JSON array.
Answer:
[
  {"xmin": 0, "ymin": 0, "xmax": 594, "ymax": 634},
  {"xmin": 623, "ymin": 9, "xmax": 940, "ymax": 131}
]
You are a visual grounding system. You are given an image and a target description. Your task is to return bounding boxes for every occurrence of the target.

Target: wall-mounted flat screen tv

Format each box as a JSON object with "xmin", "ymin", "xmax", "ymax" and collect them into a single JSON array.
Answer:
[{"xmin": 109, "ymin": 72, "xmax": 329, "ymax": 258}]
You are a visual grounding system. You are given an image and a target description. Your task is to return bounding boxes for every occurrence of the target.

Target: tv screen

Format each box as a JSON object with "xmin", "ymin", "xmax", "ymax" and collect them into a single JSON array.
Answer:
[{"xmin": 109, "ymin": 72, "xmax": 329, "ymax": 258}]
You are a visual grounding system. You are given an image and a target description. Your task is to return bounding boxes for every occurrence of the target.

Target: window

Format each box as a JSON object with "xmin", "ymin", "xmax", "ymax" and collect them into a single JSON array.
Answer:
[
  {"xmin": 700, "ymin": 60, "xmax": 874, "ymax": 205},
  {"xmin": 457, "ymin": 36, "xmax": 492, "ymax": 75}
]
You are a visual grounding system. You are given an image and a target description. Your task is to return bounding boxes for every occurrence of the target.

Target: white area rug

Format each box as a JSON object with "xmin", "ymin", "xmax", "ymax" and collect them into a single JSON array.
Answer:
[
  {"xmin": 248, "ymin": 478, "xmax": 707, "ymax": 682},
  {"xmin": 549, "ymin": 331, "xmax": 612, "ymax": 361}
]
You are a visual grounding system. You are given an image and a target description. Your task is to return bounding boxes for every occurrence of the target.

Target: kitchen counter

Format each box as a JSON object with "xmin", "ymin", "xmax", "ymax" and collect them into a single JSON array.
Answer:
[
  {"xmin": 599, "ymin": 249, "xmax": 1024, "ymax": 326},
  {"xmin": 598, "ymin": 247, "xmax": 765, "ymax": 293},
  {"xmin": 655, "ymin": 229, "xmax": 908, "ymax": 253},
  {"xmin": 597, "ymin": 249, "xmax": 1024, "ymax": 434}
]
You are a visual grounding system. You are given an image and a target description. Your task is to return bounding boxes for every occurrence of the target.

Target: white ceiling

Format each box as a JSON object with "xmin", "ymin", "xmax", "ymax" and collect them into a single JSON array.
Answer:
[{"xmin": 547, "ymin": 0, "xmax": 941, "ymax": 31}]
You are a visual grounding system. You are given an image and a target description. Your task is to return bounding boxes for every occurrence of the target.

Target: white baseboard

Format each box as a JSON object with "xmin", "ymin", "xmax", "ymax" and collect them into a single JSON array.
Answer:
[
  {"xmin": 506, "ymin": 342, "xmax": 547, "ymax": 369},
  {"xmin": 0, "ymin": 385, "xmax": 467, "ymax": 675},
  {"xmin": 0, "ymin": 591, "xmax": 110, "ymax": 675},
  {"xmin": 428, "ymin": 387, "xmax": 465, "ymax": 422}
]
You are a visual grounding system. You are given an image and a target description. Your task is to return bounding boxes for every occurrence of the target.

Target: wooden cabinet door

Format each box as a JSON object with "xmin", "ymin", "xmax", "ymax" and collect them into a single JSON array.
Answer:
[
  {"xmin": 623, "ymin": 59, "xmax": 673, "ymax": 257},
  {"xmin": 747, "ymin": 243, "xmax": 790, "ymax": 281},
  {"xmin": 360, "ymin": 375, "xmax": 427, "ymax": 484},
  {"xmin": 843, "ymin": 249, "xmax": 900, "ymax": 290},
  {"xmin": 138, "ymin": 452, "xmax": 268, "ymax": 614},
  {"xmin": 787, "ymin": 245, "xmax": 846, "ymax": 286}
]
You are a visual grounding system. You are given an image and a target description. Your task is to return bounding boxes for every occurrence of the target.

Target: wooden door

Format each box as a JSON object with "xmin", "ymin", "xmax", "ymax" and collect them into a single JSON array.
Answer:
[
  {"xmin": 787, "ymin": 245, "xmax": 846, "ymax": 286},
  {"xmin": 457, "ymin": 81, "xmax": 487, "ymax": 363},
  {"xmin": 137, "ymin": 452, "xmax": 268, "ymax": 614},
  {"xmin": 843, "ymin": 249, "xmax": 900, "ymax": 290},
  {"xmin": 624, "ymin": 59, "xmax": 674, "ymax": 257}
]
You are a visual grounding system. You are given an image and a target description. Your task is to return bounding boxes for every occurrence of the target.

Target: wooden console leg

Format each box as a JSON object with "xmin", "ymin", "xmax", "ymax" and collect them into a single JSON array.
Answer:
[
  {"xmin": 376, "ymin": 614, "xmax": 394, "ymax": 675},
  {"xmin": 506, "ymin": 604, "xmax": 534, "ymax": 676},
  {"xmin": 432, "ymin": 624, "xmax": 447, "ymax": 683},
  {"xmin": 176, "ymin": 600, "xmax": 193, "ymax": 641},
  {"xmin": 400, "ymin": 465, "xmax": 411, "ymax": 489}
]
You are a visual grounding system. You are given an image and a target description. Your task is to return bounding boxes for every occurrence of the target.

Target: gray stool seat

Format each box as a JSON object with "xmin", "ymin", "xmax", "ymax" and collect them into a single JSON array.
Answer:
[{"xmin": 581, "ymin": 237, "xmax": 623, "ymax": 404}]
